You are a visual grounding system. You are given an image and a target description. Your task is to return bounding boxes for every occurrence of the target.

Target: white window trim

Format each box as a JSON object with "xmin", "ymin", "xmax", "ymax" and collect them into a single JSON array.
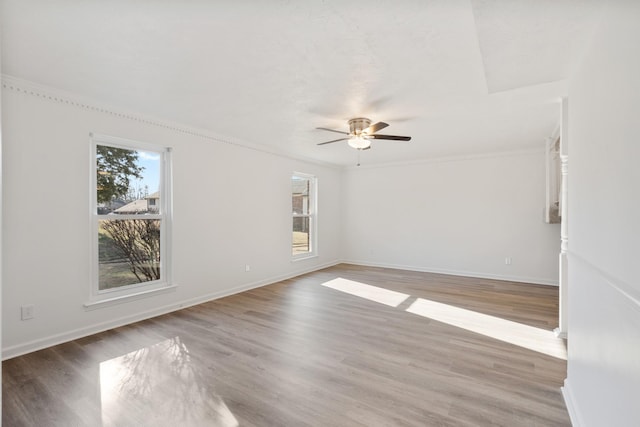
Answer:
[
  {"xmin": 86, "ymin": 133, "xmax": 174, "ymax": 309},
  {"xmin": 291, "ymin": 172, "xmax": 318, "ymax": 261}
]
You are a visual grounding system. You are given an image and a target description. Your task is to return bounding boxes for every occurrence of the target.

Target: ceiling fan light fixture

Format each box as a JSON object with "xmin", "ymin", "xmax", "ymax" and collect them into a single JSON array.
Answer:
[
  {"xmin": 317, "ymin": 117, "xmax": 409, "ymax": 150},
  {"xmin": 347, "ymin": 135, "xmax": 371, "ymax": 149}
]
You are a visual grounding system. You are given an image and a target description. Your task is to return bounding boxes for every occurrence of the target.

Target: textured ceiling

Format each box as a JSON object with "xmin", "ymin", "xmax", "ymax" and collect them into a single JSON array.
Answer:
[{"xmin": 0, "ymin": 0, "xmax": 602, "ymax": 166}]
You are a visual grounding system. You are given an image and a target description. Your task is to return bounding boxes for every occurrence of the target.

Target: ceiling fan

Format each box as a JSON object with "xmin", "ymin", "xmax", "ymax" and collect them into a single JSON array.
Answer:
[{"xmin": 316, "ymin": 117, "xmax": 411, "ymax": 150}]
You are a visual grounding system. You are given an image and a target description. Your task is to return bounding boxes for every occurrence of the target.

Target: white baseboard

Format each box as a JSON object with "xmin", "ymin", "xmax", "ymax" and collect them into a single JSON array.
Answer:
[
  {"xmin": 554, "ymin": 327, "xmax": 568, "ymax": 339},
  {"xmin": 2, "ymin": 259, "xmax": 557, "ymax": 359},
  {"xmin": 341, "ymin": 259, "xmax": 559, "ymax": 286},
  {"xmin": 562, "ymin": 378, "xmax": 584, "ymax": 427},
  {"xmin": 2, "ymin": 260, "xmax": 340, "ymax": 360}
]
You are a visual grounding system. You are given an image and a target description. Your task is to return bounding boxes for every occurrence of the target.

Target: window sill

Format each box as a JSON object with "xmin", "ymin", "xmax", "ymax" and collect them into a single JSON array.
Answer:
[
  {"xmin": 292, "ymin": 254, "xmax": 318, "ymax": 262},
  {"xmin": 83, "ymin": 284, "xmax": 178, "ymax": 311}
]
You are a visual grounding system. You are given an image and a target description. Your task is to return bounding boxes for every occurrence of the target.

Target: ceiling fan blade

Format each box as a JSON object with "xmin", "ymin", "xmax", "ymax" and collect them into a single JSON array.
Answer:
[
  {"xmin": 317, "ymin": 137, "xmax": 349, "ymax": 145},
  {"xmin": 365, "ymin": 122, "xmax": 389, "ymax": 134},
  {"xmin": 316, "ymin": 127, "xmax": 349, "ymax": 135},
  {"xmin": 369, "ymin": 134, "xmax": 411, "ymax": 141}
]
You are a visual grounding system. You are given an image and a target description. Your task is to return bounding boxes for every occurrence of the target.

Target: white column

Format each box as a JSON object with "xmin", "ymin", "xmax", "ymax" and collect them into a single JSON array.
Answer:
[
  {"xmin": 556, "ymin": 155, "xmax": 569, "ymax": 338},
  {"xmin": 555, "ymin": 97, "xmax": 569, "ymax": 339},
  {"xmin": 545, "ymin": 137, "xmax": 554, "ymax": 223},
  {"xmin": 0, "ymin": 40, "xmax": 4, "ymax": 417}
]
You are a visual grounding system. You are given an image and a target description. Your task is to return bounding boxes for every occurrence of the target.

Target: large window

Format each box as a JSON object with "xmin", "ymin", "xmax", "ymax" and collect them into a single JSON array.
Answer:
[
  {"xmin": 292, "ymin": 173, "xmax": 316, "ymax": 258},
  {"xmin": 90, "ymin": 134, "xmax": 172, "ymax": 304}
]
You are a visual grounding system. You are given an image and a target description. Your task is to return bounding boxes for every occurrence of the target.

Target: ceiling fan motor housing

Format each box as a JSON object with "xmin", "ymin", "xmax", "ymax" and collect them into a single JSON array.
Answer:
[
  {"xmin": 316, "ymin": 117, "xmax": 409, "ymax": 148},
  {"xmin": 349, "ymin": 117, "xmax": 372, "ymax": 135}
]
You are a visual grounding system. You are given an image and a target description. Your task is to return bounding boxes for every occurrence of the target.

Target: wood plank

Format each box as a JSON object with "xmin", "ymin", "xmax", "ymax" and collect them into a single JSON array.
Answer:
[{"xmin": 2, "ymin": 264, "xmax": 570, "ymax": 426}]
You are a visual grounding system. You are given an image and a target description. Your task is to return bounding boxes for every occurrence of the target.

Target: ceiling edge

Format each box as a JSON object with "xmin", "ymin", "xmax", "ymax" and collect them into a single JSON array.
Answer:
[
  {"xmin": 344, "ymin": 147, "xmax": 546, "ymax": 172},
  {"xmin": 1, "ymin": 74, "xmax": 341, "ymax": 170}
]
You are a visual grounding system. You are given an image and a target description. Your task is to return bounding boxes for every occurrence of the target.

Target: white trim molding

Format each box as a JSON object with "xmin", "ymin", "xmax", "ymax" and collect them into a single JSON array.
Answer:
[
  {"xmin": 0, "ymin": 74, "xmax": 339, "ymax": 169},
  {"xmin": 2, "ymin": 260, "xmax": 340, "ymax": 360},
  {"xmin": 344, "ymin": 147, "xmax": 545, "ymax": 171},
  {"xmin": 341, "ymin": 259, "xmax": 559, "ymax": 286},
  {"xmin": 562, "ymin": 379, "xmax": 585, "ymax": 427},
  {"xmin": 83, "ymin": 285, "xmax": 178, "ymax": 311},
  {"xmin": 556, "ymin": 96, "xmax": 569, "ymax": 338},
  {"xmin": 556, "ymin": 153, "xmax": 569, "ymax": 338}
]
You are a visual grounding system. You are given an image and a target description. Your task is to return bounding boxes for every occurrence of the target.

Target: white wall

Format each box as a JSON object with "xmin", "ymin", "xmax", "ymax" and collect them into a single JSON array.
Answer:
[
  {"xmin": 1, "ymin": 79, "xmax": 343, "ymax": 358},
  {"xmin": 0, "ymin": 22, "xmax": 4, "ymax": 418},
  {"xmin": 342, "ymin": 152, "xmax": 560, "ymax": 285},
  {"xmin": 563, "ymin": 2, "xmax": 640, "ymax": 426}
]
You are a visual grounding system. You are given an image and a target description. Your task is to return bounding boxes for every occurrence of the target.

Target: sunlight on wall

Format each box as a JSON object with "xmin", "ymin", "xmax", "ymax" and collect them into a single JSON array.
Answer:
[
  {"xmin": 321, "ymin": 277, "xmax": 411, "ymax": 307},
  {"xmin": 321, "ymin": 278, "xmax": 567, "ymax": 360},
  {"xmin": 100, "ymin": 337, "xmax": 239, "ymax": 426}
]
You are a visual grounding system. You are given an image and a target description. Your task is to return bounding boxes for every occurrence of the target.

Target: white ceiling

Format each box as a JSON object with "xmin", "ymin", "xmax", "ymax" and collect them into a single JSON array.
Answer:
[{"xmin": 1, "ymin": 0, "xmax": 602, "ymax": 166}]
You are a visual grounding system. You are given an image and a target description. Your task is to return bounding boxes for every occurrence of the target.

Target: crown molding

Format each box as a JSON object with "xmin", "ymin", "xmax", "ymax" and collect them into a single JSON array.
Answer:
[
  {"xmin": 343, "ymin": 146, "xmax": 545, "ymax": 171},
  {"xmin": 1, "ymin": 74, "xmax": 340, "ymax": 170}
]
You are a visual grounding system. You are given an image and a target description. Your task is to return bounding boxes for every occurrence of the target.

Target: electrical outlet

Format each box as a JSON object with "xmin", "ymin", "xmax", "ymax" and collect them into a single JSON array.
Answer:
[
  {"xmin": 245, "ymin": 264, "xmax": 251, "ymax": 272},
  {"xmin": 21, "ymin": 304, "xmax": 35, "ymax": 320},
  {"xmin": 505, "ymin": 257, "xmax": 512, "ymax": 265}
]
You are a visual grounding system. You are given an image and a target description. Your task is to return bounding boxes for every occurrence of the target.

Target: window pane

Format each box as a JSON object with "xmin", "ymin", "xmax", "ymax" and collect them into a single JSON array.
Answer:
[
  {"xmin": 292, "ymin": 177, "xmax": 310, "ymax": 215},
  {"xmin": 292, "ymin": 216, "xmax": 310, "ymax": 255},
  {"xmin": 97, "ymin": 145, "xmax": 161, "ymax": 214},
  {"xmin": 99, "ymin": 219, "xmax": 161, "ymax": 290}
]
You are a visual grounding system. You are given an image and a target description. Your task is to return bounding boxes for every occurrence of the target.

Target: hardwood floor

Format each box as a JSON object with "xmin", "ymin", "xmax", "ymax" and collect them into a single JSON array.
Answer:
[{"xmin": 2, "ymin": 264, "xmax": 570, "ymax": 426}]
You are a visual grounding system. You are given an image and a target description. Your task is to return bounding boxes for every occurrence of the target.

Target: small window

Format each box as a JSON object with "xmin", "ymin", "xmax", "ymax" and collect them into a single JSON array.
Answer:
[
  {"xmin": 292, "ymin": 173, "xmax": 317, "ymax": 258},
  {"xmin": 90, "ymin": 134, "xmax": 172, "ymax": 303}
]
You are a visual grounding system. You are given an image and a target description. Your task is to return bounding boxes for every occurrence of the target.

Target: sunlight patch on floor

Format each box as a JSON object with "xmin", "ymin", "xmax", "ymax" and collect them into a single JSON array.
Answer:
[
  {"xmin": 100, "ymin": 337, "xmax": 239, "ymax": 426},
  {"xmin": 321, "ymin": 277, "xmax": 411, "ymax": 307},
  {"xmin": 407, "ymin": 298, "xmax": 567, "ymax": 360},
  {"xmin": 321, "ymin": 277, "xmax": 567, "ymax": 360}
]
